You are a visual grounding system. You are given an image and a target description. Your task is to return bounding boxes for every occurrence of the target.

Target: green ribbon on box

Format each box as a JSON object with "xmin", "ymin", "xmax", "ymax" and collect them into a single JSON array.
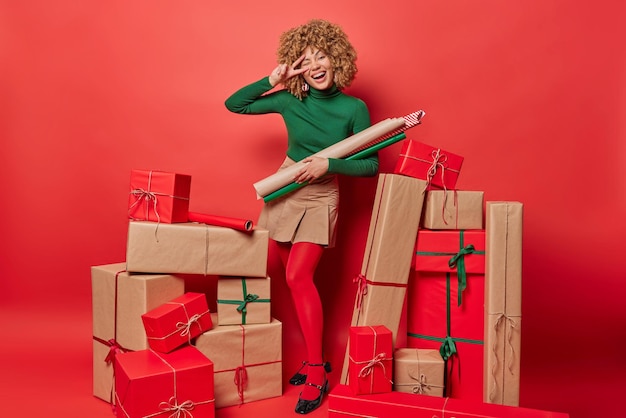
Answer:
[
  {"xmin": 217, "ymin": 278, "xmax": 270, "ymax": 324},
  {"xmin": 415, "ymin": 230, "xmax": 485, "ymax": 306},
  {"xmin": 408, "ymin": 272, "xmax": 483, "ymax": 396},
  {"xmin": 263, "ymin": 131, "xmax": 407, "ymax": 203}
]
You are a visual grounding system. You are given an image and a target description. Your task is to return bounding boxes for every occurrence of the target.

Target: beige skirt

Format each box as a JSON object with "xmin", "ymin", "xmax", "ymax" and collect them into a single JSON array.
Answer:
[{"xmin": 258, "ymin": 157, "xmax": 339, "ymax": 248}]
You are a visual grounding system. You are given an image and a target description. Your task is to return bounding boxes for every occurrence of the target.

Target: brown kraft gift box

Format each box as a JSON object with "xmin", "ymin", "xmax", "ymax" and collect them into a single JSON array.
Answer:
[
  {"xmin": 422, "ymin": 190, "xmax": 484, "ymax": 230},
  {"xmin": 91, "ymin": 263, "xmax": 184, "ymax": 403},
  {"xmin": 194, "ymin": 314, "xmax": 282, "ymax": 408},
  {"xmin": 217, "ymin": 276, "xmax": 271, "ymax": 325},
  {"xmin": 393, "ymin": 348, "xmax": 444, "ymax": 397},
  {"xmin": 484, "ymin": 201, "xmax": 523, "ymax": 406},
  {"xmin": 340, "ymin": 174, "xmax": 427, "ymax": 384},
  {"xmin": 125, "ymin": 221, "xmax": 268, "ymax": 277}
]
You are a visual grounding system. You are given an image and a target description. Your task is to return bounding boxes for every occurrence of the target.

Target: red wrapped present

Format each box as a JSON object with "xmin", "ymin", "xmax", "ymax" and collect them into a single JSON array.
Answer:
[
  {"xmin": 349, "ymin": 325, "xmax": 393, "ymax": 395},
  {"xmin": 413, "ymin": 229, "xmax": 485, "ymax": 307},
  {"xmin": 115, "ymin": 345, "xmax": 214, "ymax": 418},
  {"xmin": 328, "ymin": 384, "xmax": 570, "ymax": 418},
  {"xmin": 128, "ymin": 169, "xmax": 191, "ymax": 223},
  {"xmin": 407, "ymin": 269, "xmax": 484, "ymax": 401},
  {"xmin": 142, "ymin": 292, "xmax": 213, "ymax": 353},
  {"xmin": 394, "ymin": 140, "xmax": 463, "ymax": 190}
]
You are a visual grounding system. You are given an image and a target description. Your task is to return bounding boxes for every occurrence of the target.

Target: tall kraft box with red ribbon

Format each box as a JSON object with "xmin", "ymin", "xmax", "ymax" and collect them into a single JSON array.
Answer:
[
  {"xmin": 340, "ymin": 174, "xmax": 427, "ymax": 384},
  {"xmin": 484, "ymin": 201, "xmax": 523, "ymax": 406},
  {"xmin": 91, "ymin": 263, "xmax": 185, "ymax": 403},
  {"xmin": 407, "ymin": 229, "xmax": 485, "ymax": 402},
  {"xmin": 128, "ymin": 169, "xmax": 191, "ymax": 224}
]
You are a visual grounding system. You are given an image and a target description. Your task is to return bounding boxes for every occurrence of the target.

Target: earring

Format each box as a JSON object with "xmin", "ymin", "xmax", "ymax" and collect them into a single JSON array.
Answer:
[{"xmin": 302, "ymin": 82, "xmax": 309, "ymax": 92}]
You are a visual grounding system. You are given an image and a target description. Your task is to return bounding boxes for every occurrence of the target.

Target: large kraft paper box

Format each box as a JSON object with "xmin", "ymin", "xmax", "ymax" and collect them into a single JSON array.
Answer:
[
  {"xmin": 194, "ymin": 314, "xmax": 282, "ymax": 408},
  {"xmin": 327, "ymin": 384, "xmax": 570, "ymax": 418},
  {"xmin": 128, "ymin": 169, "xmax": 191, "ymax": 224},
  {"xmin": 340, "ymin": 174, "xmax": 427, "ymax": 384},
  {"xmin": 126, "ymin": 221, "xmax": 268, "ymax": 276},
  {"xmin": 393, "ymin": 348, "xmax": 444, "ymax": 397},
  {"xmin": 394, "ymin": 139, "xmax": 464, "ymax": 190},
  {"xmin": 91, "ymin": 263, "xmax": 184, "ymax": 403},
  {"xmin": 484, "ymin": 201, "xmax": 523, "ymax": 406},
  {"xmin": 422, "ymin": 190, "xmax": 484, "ymax": 230},
  {"xmin": 114, "ymin": 345, "xmax": 215, "ymax": 418},
  {"xmin": 217, "ymin": 276, "xmax": 271, "ymax": 325},
  {"xmin": 142, "ymin": 292, "xmax": 213, "ymax": 353},
  {"xmin": 349, "ymin": 325, "xmax": 393, "ymax": 395},
  {"xmin": 408, "ymin": 229, "xmax": 486, "ymax": 401}
]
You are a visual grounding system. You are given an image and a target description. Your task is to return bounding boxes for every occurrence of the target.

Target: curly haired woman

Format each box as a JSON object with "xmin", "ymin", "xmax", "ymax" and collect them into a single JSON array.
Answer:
[{"xmin": 225, "ymin": 19, "xmax": 378, "ymax": 414}]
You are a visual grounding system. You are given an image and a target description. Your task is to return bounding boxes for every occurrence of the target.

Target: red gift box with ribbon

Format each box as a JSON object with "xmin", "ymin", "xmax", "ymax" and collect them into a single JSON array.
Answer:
[
  {"xmin": 394, "ymin": 140, "xmax": 464, "ymax": 190},
  {"xmin": 114, "ymin": 345, "xmax": 215, "ymax": 418},
  {"xmin": 142, "ymin": 292, "xmax": 213, "ymax": 353},
  {"xmin": 128, "ymin": 169, "xmax": 191, "ymax": 224},
  {"xmin": 328, "ymin": 384, "xmax": 570, "ymax": 418},
  {"xmin": 349, "ymin": 325, "xmax": 394, "ymax": 395}
]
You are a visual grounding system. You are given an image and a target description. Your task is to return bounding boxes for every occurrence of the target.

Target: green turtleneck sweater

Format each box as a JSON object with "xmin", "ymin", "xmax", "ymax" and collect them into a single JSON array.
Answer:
[{"xmin": 224, "ymin": 77, "xmax": 378, "ymax": 177}]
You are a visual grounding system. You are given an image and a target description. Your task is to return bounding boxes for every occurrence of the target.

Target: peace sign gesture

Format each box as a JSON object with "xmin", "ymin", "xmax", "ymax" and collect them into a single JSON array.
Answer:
[{"xmin": 268, "ymin": 54, "xmax": 309, "ymax": 87}]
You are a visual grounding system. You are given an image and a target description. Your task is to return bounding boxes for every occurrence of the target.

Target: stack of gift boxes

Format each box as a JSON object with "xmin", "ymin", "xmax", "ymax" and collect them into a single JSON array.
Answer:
[
  {"xmin": 332, "ymin": 140, "xmax": 569, "ymax": 417},
  {"xmin": 91, "ymin": 169, "xmax": 282, "ymax": 418}
]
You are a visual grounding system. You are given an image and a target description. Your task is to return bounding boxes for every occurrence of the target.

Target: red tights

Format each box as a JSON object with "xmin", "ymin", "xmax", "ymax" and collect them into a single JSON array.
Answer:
[{"xmin": 272, "ymin": 240, "xmax": 326, "ymax": 400}]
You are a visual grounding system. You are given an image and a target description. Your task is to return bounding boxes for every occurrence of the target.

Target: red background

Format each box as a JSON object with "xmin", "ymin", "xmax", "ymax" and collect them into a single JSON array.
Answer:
[{"xmin": 1, "ymin": 1, "xmax": 624, "ymax": 417}]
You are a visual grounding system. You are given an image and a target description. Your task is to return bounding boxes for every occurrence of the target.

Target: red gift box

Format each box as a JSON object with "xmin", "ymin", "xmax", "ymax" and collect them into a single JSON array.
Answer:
[
  {"xmin": 328, "ymin": 384, "xmax": 570, "ymax": 418},
  {"xmin": 114, "ymin": 345, "xmax": 215, "ymax": 418},
  {"xmin": 349, "ymin": 325, "xmax": 393, "ymax": 395},
  {"xmin": 142, "ymin": 292, "xmax": 213, "ymax": 353},
  {"xmin": 407, "ymin": 269, "xmax": 484, "ymax": 401},
  {"xmin": 394, "ymin": 140, "xmax": 463, "ymax": 190},
  {"xmin": 128, "ymin": 169, "xmax": 191, "ymax": 223},
  {"xmin": 413, "ymin": 229, "xmax": 485, "ymax": 307}
]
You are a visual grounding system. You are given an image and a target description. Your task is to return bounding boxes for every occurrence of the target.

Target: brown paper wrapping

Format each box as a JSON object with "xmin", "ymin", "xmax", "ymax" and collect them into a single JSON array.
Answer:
[
  {"xmin": 422, "ymin": 190, "xmax": 484, "ymax": 230},
  {"xmin": 194, "ymin": 314, "xmax": 282, "ymax": 408},
  {"xmin": 217, "ymin": 276, "xmax": 271, "ymax": 325},
  {"xmin": 340, "ymin": 174, "xmax": 427, "ymax": 384},
  {"xmin": 484, "ymin": 201, "xmax": 523, "ymax": 406},
  {"xmin": 91, "ymin": 263, "xmax": 184, "ymax": 402},
  {"xmin": 125, "ymin": 221, "xmax": 269, "ymax": 277},
  {"xmin": 393, "ymin": 348, "xmax": 445, "ymax": 397},
  {"xmin": 253, "ymin": 118, "xmax": 406, "ymax": 198}
]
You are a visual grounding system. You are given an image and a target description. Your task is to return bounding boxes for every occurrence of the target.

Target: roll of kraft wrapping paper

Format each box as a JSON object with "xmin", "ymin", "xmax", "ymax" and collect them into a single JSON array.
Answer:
[
  {"xmin": 253, "ymin": 111, "xmax": 425, "ymax": 200},
  {"xmin": 263, "ymin": 131, "xmax": 407, "ymax": 202},
  {"xmin": 261, "ymin": 110, "xmax": 426, "ymax": 202},
  {"xmin": 253, "ymin": 118, "xmax": 405, "ymax": 199},
  {"xmin": 188, "ymin": 211, "xmax": 254, "ymax": 232}
]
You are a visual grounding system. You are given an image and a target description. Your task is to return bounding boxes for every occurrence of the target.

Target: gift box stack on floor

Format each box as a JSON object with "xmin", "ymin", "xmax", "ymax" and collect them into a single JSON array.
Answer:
[
  {"xmin": 332, "ymin": 140, "xmax": 569, "ymax": 417},
  {"xmin": 91, "ymin": 169, "xmax": 281, "ymax": 418}
]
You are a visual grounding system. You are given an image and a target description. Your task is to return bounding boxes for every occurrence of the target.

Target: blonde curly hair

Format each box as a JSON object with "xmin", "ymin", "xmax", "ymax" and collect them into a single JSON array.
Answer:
[{"xmin": 277, "ymin": 19, "xmax": 358, "ymax": 100}]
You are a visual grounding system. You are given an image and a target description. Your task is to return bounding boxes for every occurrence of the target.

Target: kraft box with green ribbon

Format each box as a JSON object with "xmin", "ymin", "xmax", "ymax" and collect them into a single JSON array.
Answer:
[
  {"xmin": 217, "ymin": 277, "xmax": 271, "ymax": 325},
  {"xmin": 407, "ymin": 229, "xmax": 485, "ymax": 402}
]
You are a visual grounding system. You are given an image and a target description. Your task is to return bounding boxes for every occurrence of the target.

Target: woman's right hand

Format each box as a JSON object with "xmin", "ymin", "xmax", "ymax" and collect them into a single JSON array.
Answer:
[{"xmin": 269, "ymin": 54, "xmax": 309, "ymax": 87}]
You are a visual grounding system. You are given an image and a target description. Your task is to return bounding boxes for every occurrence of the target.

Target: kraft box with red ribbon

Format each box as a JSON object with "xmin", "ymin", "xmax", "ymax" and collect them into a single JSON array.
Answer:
[
  {"xmin": 114, "ymin": 345, "xmax": 215, "ymax": 418},
  {"xmin": 217, "ymin": 276, "xmax": 271, "ymax": 326},
  {"xmin": 194, "ymin": 314, "xmax": 282, "ymax": 408},
  {"xmin": 91, "ymin": 263, "xmax": 184, "ymax": 403},
  {"xmin": 408, "ymin": 229, "xmax": 486, "ymax": 402},
  {"xmin": 348, "ymin": 325, "xmax": 394, "ymax": 395},
  {"xmin": 141, "ymin": 292, "xmax": 213, "ymax": 353},
  {"xmin": 394, "ymin": 140, "xmax": 464, "ymax": 190},
  {"xmin": 422, "ymin": 190, "xmax": 484, "ymax": 230},
  {"xmin": 340, "ymin": 174, "xmax": 427, "ymax": 385},
  {"xmin": 128, "ymin": 169, "xmax": 191, "ymax": 224},
  {"xmin": 327, "ymin": 384, "xmax": 570, "ymax": 418}
]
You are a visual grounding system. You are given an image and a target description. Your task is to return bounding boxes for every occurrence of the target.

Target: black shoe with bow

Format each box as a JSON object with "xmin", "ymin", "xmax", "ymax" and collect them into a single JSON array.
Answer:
[{"xmin": 294, "ymin": 363, "xmax": 330, "ymax": 415}]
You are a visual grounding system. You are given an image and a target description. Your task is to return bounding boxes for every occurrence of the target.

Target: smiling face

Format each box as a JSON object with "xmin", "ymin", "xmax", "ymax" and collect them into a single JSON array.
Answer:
[{"xmin": 301, "ymin": 46, "xmax": 335, "ymax": 91}]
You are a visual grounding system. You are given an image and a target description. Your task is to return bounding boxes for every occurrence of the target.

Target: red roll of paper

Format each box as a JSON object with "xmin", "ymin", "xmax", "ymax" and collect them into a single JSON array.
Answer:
[{"xmin": 188, "ymin": 212, "xmax": 254, "ymax": 232}]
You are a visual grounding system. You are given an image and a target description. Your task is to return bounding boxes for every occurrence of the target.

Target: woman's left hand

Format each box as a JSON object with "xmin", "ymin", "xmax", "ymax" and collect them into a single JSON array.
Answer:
[{"xmin": 294, "ymin": 156, "xmax": 329, "ymax": 184}]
